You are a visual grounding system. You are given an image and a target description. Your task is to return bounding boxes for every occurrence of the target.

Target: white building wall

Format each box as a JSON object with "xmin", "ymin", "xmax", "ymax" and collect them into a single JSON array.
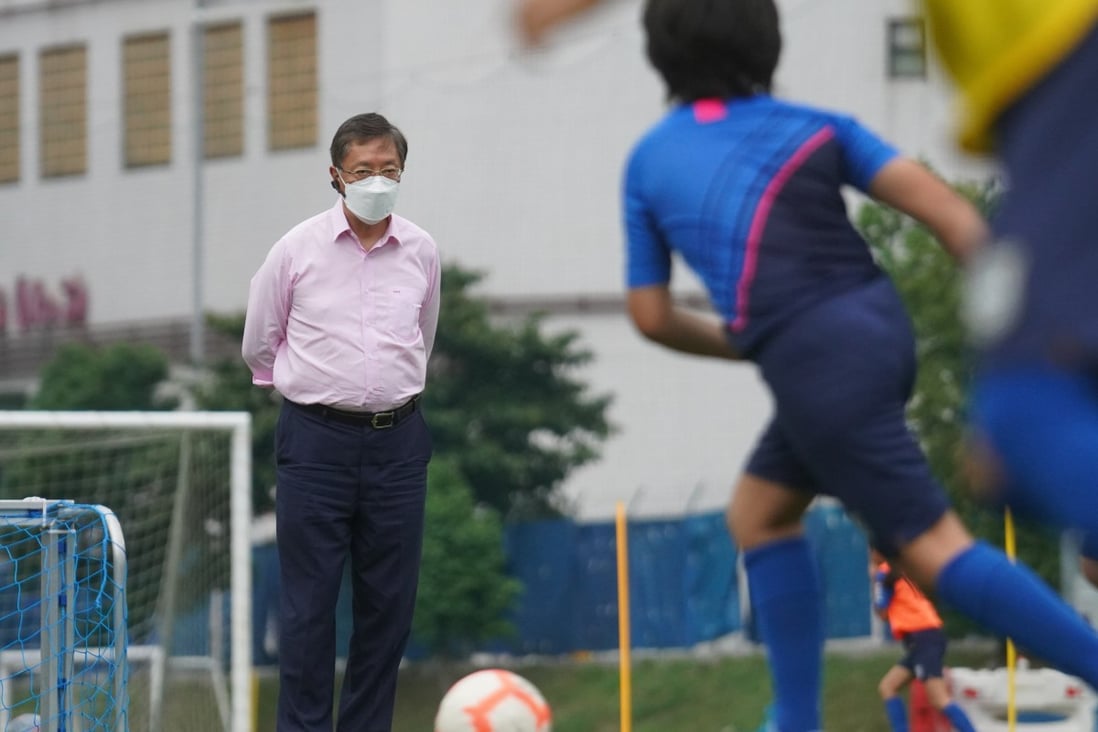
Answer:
[{"xmin": 0, "ymin": 0, "xmax": 998, "ymax": 518}]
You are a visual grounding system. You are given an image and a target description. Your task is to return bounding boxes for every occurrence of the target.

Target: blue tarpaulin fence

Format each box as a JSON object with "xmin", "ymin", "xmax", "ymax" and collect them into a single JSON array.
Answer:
[
  {"xmin": 499, "ymin": 501, "xmax": 872, "ymax": 655},
  {"xmin": 245, "ymin": 500, "xmax": 873, "ymax": 663}
]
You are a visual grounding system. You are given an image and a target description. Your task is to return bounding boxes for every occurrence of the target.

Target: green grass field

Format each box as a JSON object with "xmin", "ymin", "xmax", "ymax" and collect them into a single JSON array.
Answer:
[{"xmin": 252, "ymin": 643, "xmax": 1000, "ymax": 731}]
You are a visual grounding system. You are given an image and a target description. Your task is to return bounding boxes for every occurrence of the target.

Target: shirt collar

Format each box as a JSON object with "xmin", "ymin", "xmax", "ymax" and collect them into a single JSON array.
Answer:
[{"xmin": 328, "ymin": 199, "xmax": 404, "ymax": 248}]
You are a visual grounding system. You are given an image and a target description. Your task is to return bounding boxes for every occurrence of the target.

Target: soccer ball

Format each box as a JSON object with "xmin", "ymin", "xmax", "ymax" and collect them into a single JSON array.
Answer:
[
  {"xmin": 435, "ymin": 668, "xmax": 552, "ymax": 732},
  {"xmin": 8, "ymin": 713, "xmax": 40, "ymax": 732}
]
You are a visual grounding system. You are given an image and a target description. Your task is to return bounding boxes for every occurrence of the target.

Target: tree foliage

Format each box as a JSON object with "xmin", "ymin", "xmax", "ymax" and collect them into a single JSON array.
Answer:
[
  {"xmin": 5, "ymin": 342, "xmax": 212, "ymax": 640},
  {"xmin": 412, "ymin": 458, "xmax": 522, "ymax": 657},
  {"xmin": 193, "ymin": 263, "xmax": 612, "ymax": 654},
  {"xmin": 855, "ymin": 179, "xmax": 1062, "ymax": 625},
  {"xmin": 196, "ymin": 265, "xmax": 615, "ymax": 518},
  {"xmin": 195, "ymin": 312, "xmax": 280, "ymax": 513},
  {"xmin": 13, "ymin": 263, "xmax": 610, "ymax": 658},
  {"xmin": 425, "ymin": 266, "xmax": 614, "ymax": 518},
  {"xmin": 31, "ymin": 342, "xmax": 177, "ymax": 411}
]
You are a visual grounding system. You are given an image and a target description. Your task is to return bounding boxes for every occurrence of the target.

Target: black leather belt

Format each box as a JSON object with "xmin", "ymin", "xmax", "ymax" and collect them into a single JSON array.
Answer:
[{"xmin": 291, "ymin": 396, "xmax": 419, "ymax": 429}]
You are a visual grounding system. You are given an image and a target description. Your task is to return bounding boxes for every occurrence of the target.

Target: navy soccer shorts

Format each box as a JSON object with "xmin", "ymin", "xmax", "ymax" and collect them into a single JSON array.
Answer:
[
  {"xmin": 744, "ymin": 276, "xmax": 950, "ymax": 557},
  {"xmin": 899, "ymin": 628, "xmax": 948, "ymax": 680}
]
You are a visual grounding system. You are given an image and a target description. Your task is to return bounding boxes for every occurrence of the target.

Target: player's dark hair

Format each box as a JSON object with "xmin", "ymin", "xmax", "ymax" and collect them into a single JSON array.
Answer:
[
  {"xmin": 329, "ymin": 113, "xmax": 408, "ymax": 168},
  {"xmin": 643, "ymin": 0, "xmax": 782, "ymax": 103}
]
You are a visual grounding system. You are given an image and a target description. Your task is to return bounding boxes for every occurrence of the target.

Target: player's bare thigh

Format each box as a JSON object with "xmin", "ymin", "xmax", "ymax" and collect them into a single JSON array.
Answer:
[
  {"xmin": 878, "ymin": 664, "xmax": 913, "ymax": 699},
  {"xmin": 895, "ymin": 511, "xmax": 974, "ymax": 590},
  {"xmin": 729, "ymin": 473, "xmax": 975, "ymax": 597},
  {"xmin": 727, "ymin": 473, "xmax": 813, "ymax": 550}
]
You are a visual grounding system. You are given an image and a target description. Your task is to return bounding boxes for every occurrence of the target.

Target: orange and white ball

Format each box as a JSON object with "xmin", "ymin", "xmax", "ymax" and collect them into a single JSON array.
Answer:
[{"xmin": 435, "ymin": 668, "xmax": 552, "ymax": 732}]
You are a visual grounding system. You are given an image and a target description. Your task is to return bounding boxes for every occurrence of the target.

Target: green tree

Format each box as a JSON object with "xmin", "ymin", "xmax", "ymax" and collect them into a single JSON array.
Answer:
[
  {"xmin": 412, "ymin": 457, "xmax": 522, "ymax": 658},
  {"xmin": 426, "ymin": 266, "xmax": 614, "ymax": 518},
  {"xmin": 198, "ymin": 263, "xmax": 612, "ymax": 655},
  {"xmin": 855, "ymin": 180, "xmax": 1061, "ymax": 622},
  {"xmin": 200, "ymin": 266, "xmax": 615, "ymax": 518},
  {"xmin": 195, "ymin": 313, "xmax": 280, "ymax": 514},
  {"xmin": 31, "ymin": 342, "xmax": 177, "ymax": 410},
  {"xmin": 6, "ymin": 342, "xmax": 196, "ymax": 640}
]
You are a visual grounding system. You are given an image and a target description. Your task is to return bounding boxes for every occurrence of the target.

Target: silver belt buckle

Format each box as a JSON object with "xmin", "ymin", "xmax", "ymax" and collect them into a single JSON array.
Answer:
[{"xmin": 371, "ymin": 411, "xmax": 395, "ymax": 429}]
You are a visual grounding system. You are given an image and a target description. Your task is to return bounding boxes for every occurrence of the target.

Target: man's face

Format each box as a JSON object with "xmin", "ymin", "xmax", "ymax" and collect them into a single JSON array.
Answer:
[{"xmin": 331, "ymin": 137, "xmax": 403, "ymax": 190}]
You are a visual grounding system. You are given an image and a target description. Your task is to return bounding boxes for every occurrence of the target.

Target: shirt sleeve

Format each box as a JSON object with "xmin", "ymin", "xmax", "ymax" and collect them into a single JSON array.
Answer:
[
  {"xmin": 241, "ymin": 240, "xmax": 292, "ymax": 387},
  {"xmin": 622, "ymin": 151, "xmax": 673, "ymax": 289},
  {"xmin": 830, "ymin": 114, "xmax": 901, "ymax": 192},
  {"xmin": 420, "ymin": 248, "xmax": 442, "ymax": 363}
]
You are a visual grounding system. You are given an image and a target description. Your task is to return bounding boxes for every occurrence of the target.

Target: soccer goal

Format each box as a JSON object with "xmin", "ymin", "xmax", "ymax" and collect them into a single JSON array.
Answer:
[
  {"xmin": 0, "ymin": 499, "xmax": 127, "ymax": 732},
  {"xmin": 0, "ymin": 411, "xmax": 252, "ymax": 732}
]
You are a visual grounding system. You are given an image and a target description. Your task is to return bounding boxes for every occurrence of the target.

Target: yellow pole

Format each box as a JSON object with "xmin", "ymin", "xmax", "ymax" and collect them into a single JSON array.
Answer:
[
  {"xmin": 615, "ymin": 501, "xmax": 633, "ymax": 732},
  {"xmin": 1004, "ymin": 508, "xmax": 1017, "ymax": 732},
  {"xmin": 252, "ymin": 669, "xmax": 260, "ymax": 732}
]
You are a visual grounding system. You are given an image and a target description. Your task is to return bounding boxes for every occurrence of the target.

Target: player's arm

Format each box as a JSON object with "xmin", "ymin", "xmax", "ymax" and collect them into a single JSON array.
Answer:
[
  {"xmin": 872, "ymin": 565, "xmax": 895, "ymax": 618},
  {"xmin": 868, "ymin": 156, "xmax": 990, "ymax": 266},
  {"xmin": 627, "ymin": 284, "xmax": 741, "ymax": 360},
  {"xmin": 515, "ymin": 0, "xmax": 604, "ymax": 45}
]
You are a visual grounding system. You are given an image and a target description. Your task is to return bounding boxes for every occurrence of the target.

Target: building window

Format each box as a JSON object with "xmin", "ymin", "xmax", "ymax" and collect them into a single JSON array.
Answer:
[
  {"xmin": 39, "ymin": 44, "xmax": 87, "ymax": 178},
  {"xmin": 268, "ymin": 12, "xmax": 316, "ymax": 151},
  {"xmin": 0, "ymin": 54, "xmax": 19, "ymax": 184},
  {"xmin": 204, "ymin": 21, "xmax": 244, "ymax": 159},
  {"xmin": 123, "ymin": 31, "xmax": 172, "ymax": 168},
  {"xmin": 888, "ymin": 17, "xmax": 927, "ymax": 79}
]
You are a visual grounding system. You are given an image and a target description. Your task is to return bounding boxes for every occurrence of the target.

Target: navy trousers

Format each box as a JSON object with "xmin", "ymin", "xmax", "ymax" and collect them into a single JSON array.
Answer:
[{"xmin": 274, "ymin": 400, "xmax": 431, "ymax": 732}]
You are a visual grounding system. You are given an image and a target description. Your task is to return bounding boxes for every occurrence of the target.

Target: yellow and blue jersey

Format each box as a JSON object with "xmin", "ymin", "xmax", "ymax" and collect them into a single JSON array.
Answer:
[{"xmin": 922, "ymin": 0, "xmax": 1098, "ymax": 152}]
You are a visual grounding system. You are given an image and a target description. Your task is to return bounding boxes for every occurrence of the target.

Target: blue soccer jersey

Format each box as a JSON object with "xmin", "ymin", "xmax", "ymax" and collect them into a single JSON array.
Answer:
[{"xmin": 623, "ymin": 95, "xmax": 899, "ymax": 355}]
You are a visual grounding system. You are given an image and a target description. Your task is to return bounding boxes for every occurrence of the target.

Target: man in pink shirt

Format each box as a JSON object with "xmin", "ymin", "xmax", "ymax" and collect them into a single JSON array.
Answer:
[{"xmin": 242, "ymin": 112, "xmax": 441, "ymax": 732}]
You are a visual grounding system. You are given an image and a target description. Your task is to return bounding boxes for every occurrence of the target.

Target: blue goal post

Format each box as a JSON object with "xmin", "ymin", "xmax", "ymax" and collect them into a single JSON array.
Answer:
[{"xmin": 0, "ymin": 499, "xmax": 127, "ymax": 732}]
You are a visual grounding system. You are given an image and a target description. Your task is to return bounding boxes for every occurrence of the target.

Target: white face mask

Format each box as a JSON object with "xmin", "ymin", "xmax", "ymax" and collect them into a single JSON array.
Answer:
[{"xmin": 341, "ymin": 174, "xmax": 400, "ymax": 225}]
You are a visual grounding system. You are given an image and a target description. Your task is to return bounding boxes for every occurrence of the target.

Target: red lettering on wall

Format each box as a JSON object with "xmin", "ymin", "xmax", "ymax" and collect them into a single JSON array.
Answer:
[
  {"xmin": 61, "ymin": 276, "xmax": 89, "ymax": 325},
  {"xmin": 9, "ymin": 275, "xmax": 89, "ymax": 335}
]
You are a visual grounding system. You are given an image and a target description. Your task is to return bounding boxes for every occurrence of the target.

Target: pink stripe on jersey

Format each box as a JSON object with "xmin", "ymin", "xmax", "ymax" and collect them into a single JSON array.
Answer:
[
  {"xmin": 731, "ymin": 126, "xmax": 836, "ymax": 332},
  {"xmin": 693, "ymin": 99, "xmax": 728, "ymax": 123}
]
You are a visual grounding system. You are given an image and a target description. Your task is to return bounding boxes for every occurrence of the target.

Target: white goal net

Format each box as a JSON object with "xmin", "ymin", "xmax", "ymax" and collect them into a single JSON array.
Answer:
[{"xmin": 0, "ymin": 412, "xmax": 252, "ymax": 732}]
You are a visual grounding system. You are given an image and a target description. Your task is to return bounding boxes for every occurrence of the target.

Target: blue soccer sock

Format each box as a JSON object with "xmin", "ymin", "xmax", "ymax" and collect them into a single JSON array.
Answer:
[
  {"xmin": 936, "ymin": 541, "xmax": 1098, "ymax": 689},
  {"xmin": 972, "ymin": 368, "xmax": 1098, "ymax": 531},
  {"xmin": 883, "ymin": 696, "xmax": 907, "ymax": 732},
  {"xmin": 744, "ymin": 536, "xmax": 823, "ymax": 732},
  {"xmin": 941, "ymin": 702, "xmax": 976, "ymax": 732}
]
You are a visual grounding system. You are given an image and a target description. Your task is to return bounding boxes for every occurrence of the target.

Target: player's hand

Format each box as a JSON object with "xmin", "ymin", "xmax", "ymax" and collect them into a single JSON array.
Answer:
[
  {"xmin": 960, "ymin": 430, "xmax": 1006, "ymax": 505},
  {"xmin": 515, "ymin": 0, "xmax": 603, "ymax": 46}
]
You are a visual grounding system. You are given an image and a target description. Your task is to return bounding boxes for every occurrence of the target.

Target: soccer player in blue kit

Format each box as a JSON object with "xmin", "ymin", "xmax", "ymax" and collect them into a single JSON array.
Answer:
[
  {"xmin": 921, "ymin": 1, "xmax": 1098, "ymax": 590},
  {"xmin": 614, "ymin": 0, "xmax": 1098, "ymax": 730}
]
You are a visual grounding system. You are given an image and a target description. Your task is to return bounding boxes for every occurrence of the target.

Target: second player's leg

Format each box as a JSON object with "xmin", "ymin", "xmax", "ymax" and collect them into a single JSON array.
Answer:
[{"xmin": 878, "ymin": 664, "xmax": 912, "ymax": 732}]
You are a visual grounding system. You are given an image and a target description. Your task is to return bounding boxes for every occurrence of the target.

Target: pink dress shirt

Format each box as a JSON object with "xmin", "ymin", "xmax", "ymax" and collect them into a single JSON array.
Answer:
[{"xmin": 242, "ymin": 202, "xmax": 441, "ymax": 411}]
